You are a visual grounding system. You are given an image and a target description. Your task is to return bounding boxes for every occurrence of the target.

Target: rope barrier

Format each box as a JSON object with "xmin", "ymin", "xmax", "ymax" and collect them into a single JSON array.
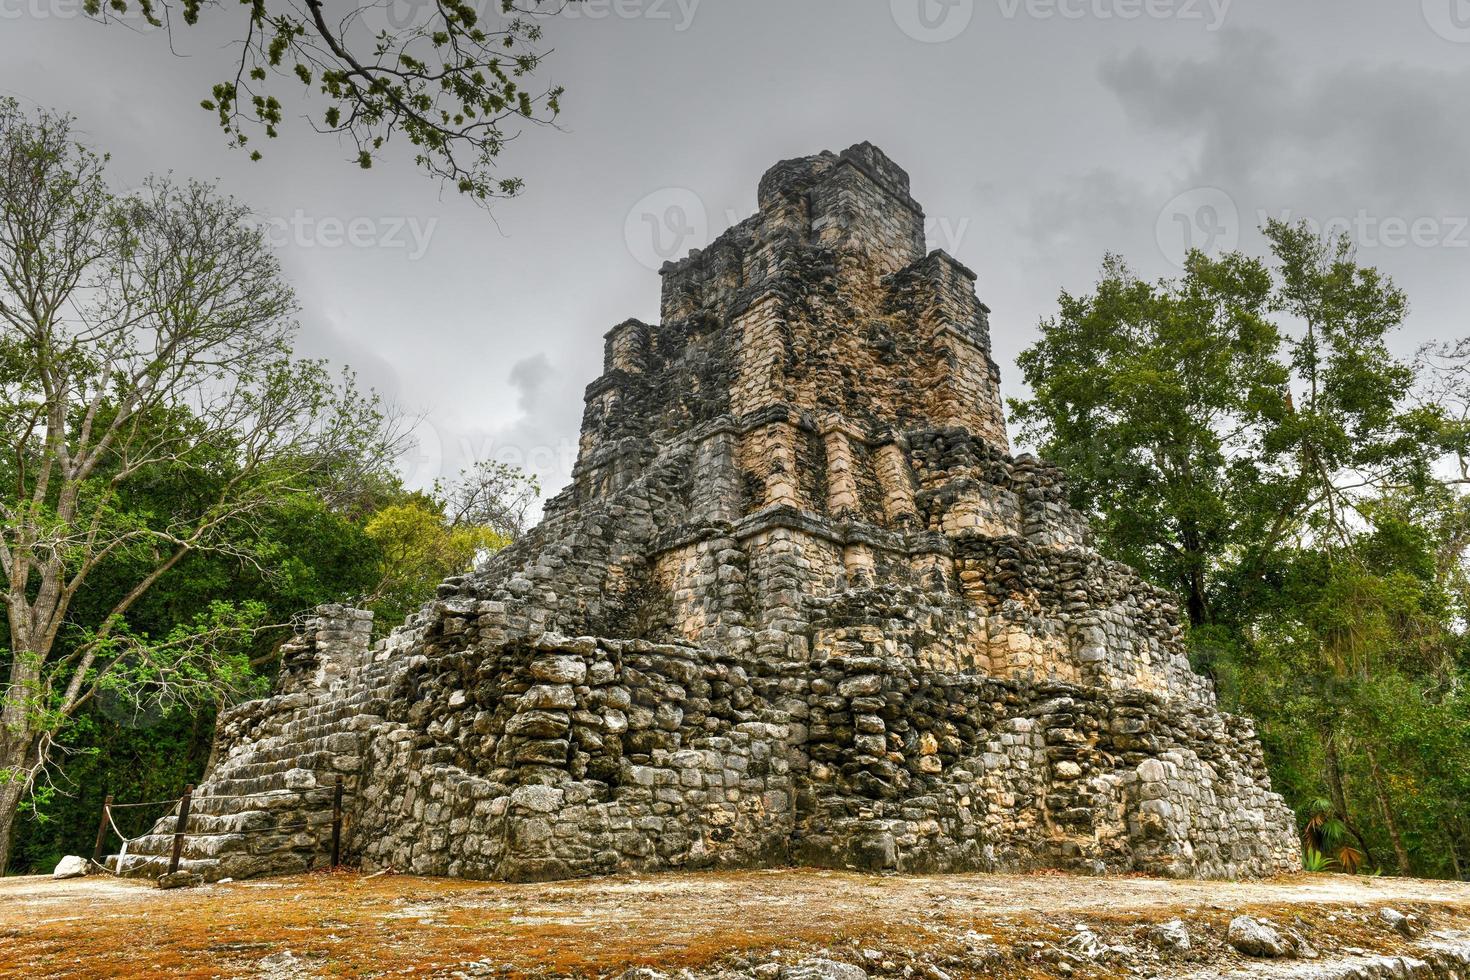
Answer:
[
  {"xmin": 93, "ymin": 778, "xmax": 348, "ymax": 872},
  {"xmin": 105, "ymin": 805, "xmax": 154, "ymax": 846},
  {"xmin": 102, "ymin": 824, "xmax": 324, "ymax": 841},
  {"xmin": 98, "ymin": 790, "xmax": 337, "ymax": 840},
  {"xmin": 105, "ymin": 805, "xmax": 140, "ymax": 870},
  {"xmin": 107, "ymin": 798, "xmax": 183, "ymax": 809}
]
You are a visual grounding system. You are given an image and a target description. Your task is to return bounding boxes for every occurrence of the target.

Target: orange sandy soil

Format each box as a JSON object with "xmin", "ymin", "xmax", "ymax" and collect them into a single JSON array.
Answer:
[{"xmin": 1, "ymin": 867, "xmax": 1468, "ymax": 980}]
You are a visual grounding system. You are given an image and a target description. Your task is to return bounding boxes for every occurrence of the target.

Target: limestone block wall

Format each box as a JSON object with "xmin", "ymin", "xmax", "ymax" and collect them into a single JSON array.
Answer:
[
  {"xmin": 653, "ymin": 530, "xmax": 753, "ymax": 648},
  {"xmin": 887, "ymin": 253, "xmax": 1008, "ymax": 449},
  {"xmin": 789, "ymin": 652, "xmax": 1295, "ymax": 878},
  {"xmin": 340, "ymin": 597, "xmax": 1295, "ymax": 881},
  {"xmin": 730, "ymin": 295, "xmax": 790, "ymax": 418},
  {"xmin": 595, "ymin": 143, "xmax": 1009, "ymax": 482},
  {"xmin": 526, "ymin": 403, "xmax": 1212, "ymax": 708},
  {"xmin": 809, "ymin": 154, "xmax": 926, "ymax": 275},
  {"xmin": 278, "ymin": 604, "xmax": 375, "ymax": 694},
  {"xmin": 352, "ymin": 627, "xmax": 796, "ymax": 881}
]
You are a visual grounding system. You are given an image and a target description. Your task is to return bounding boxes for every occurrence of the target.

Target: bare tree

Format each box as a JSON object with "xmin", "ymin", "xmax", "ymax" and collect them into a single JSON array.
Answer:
[
  {"xmin": 1416, "ymin": 338, "xmax": 1470, "ymax": 485},
  {"xmin": 436, "ymin": 459, "xmax": 539, "ymax": 539},
  {"xmin": 0, "ymin": 101, "xmax": 395, "ymax": 868}
]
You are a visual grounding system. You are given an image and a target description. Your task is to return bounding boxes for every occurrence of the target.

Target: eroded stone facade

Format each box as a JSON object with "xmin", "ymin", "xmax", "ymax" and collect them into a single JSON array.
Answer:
[{"xmin": 114, "ymin": 144, "xmax": 1299, "ymax": 883}]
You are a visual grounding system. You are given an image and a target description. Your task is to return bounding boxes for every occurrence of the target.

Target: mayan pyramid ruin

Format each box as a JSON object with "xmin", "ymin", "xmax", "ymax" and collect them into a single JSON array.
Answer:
[{"xmin": 111, "ymin": 143, "xmax": 1301, "ymax": 883}]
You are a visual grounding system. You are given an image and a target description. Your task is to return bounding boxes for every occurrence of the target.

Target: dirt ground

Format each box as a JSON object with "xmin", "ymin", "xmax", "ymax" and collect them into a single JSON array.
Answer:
[{"xmin": 2, "ymin": 867, "xmax": 1468, "ymax": 979}]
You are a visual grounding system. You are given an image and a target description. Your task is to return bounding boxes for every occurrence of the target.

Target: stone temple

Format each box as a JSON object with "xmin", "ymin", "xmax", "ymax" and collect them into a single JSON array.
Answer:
[{"xmin": 113, "ymin": 144, "xmax": 1301, "ymax": 882}]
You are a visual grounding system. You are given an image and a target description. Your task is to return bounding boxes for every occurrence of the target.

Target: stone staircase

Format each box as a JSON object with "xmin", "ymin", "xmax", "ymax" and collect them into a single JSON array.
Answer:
[{"xmin": 109, "ymin": 606, "xmax": 400, "ymax": 881}]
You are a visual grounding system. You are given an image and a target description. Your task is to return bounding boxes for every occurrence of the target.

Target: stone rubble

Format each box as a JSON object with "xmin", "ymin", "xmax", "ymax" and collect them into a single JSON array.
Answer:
[
  {"xmin": 1382, "ymin": 909, "xmax": 1424, "ymax": 939},
  {"xmin": 612, "ymin": 928, "xmax": 1470, "ymax": 980},
  {"xmin": 1230, "ymin": 916, "xmax": 1294, "ymax": 958},
  {"xmin": 111, "ymin": 143, "xmax": 1299, "ymax": 885},
  {"xmin": 1151, "ymin": 918, "xmax": 1194, "ymax": 952},
  {"xmin": 155, "ymin": 870, "xmax": 204, "ymax": 890},
  {"xmin": 1184, "ymin": 940, "xmax": 1470, "ymax": 979}
]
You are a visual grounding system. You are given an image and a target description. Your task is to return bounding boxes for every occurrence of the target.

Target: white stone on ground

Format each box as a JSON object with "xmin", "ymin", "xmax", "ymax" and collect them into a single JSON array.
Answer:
[{"xmin": 51, "ymin": 855, "xmax": 87, "ymax": 879}]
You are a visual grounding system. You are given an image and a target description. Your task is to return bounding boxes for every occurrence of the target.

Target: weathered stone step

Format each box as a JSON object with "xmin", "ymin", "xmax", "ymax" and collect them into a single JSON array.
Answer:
[
  {"xmin": 203, "ymin": 762, "xmax": 358, "ymax": 791},
  {"xmin": 124, "ymin": 820, "xmax": 336, "ymax": 859},
  {"xmin": 109, "ymin": 854, "xmax": 217, "ymax": 877},
  {"xmin": 223, "ymin": 712, "xmax": 368, "ymax": 743},
  {"xmin": 117, "ymin": 795, "xmax": 345, "ymax": 869},
  {"xmin": 213, "ymin": 723, "xmax": 376, "ymax": 760},
  {"xmin": 186, "ymin": 792, "xmax": 346, "ymax": 817},
  {"xmin": 198, "ymin": 773, "xmax": 345, "ymax": 799},
  {"xmin": 215, "ymin": 754, "xmax": 357, "ymax": 781},
  {"xmin": 107, "ymin": 604, "xmax": 380, "ymax": 883},
  {"xmin": 111, "ymin": 842, "xmax": 330, "ymax": 881}
]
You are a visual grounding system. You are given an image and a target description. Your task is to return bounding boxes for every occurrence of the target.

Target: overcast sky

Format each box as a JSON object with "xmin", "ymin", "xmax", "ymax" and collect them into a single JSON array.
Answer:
[{"xmin": 3, "ymin": 0, "xmax": 1467, "ymax": 501}]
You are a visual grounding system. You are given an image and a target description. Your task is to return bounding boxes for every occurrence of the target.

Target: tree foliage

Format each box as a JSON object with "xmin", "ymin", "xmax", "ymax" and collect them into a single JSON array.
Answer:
[
  {"xmin": 0, "ymin": 100, "xmax": 398, "ymax": 870},
  {"xmin": 86, "ymin": 0, "xmax": 574, "ymax": 201},
  {"xmin": 1012, "ymin": 223, "xmax": 1441, "ymax": 632},
  {"xmin": 0, "ymin": 103, "xmax": 544, "ymax": 872},
  {"xmin": 1013, "ymin": 229, "xmax": 1470, "ymax": 879},
  {"xmin": 364, "ymin": 461, "xmax": 538, "ymax": 625},
  {"xmin": 7, "ymin": 481, "xmax": 387, "ymax": 873}
]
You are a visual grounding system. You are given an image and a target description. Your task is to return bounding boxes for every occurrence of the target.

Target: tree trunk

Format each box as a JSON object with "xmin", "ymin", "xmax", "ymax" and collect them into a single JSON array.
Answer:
[
  {"xmin": 1185, "ymin": 564, "xmax": 1210, "ymax": 629},
  {"xmin": 1, "ymin": 640, "xmax": 44, "ymax": 875},
  {"xmin": 1364, "ymin": 744, "xmax": 1412, "ymax": 876},
  {"xmin": 1322, "ymin": 726, "xmax": 1378, "ymax": 868},
  {"xmin": 0, "ymin": 774, "xmax": 24, "ymax": 874},
  {"xmin": 0, "ymin": 681, "xmax": 53, "ymax": 874},
  {"xmin": 1454, "ymin": 817, "xmax": 1470, "ymax": 882},
  {"xmin": 1179, "ymin": 523, "xmax": 1210, "ymax": 629}
]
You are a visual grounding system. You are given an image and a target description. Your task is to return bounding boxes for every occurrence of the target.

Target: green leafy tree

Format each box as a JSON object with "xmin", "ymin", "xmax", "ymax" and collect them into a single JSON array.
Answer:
[
  {"xmin": 1012, "ymin": 225, "xmax": 1470, "ymax": 878},
  {"xmin": 435, "ymin": 459, "xmax": 540, "ymax": 540},
  {"xmin": 7, "ymin": 486, "xmax": 385, "ymax": 873},
  {"xmin": 1012, "ymin": 222, "xmax": 1439, "ymax": 634},
  {"xmin": 1225, "ymin": 494, "xmax": 1470, "ymax": 877},
  {"xmin": 0, "ymin": 102, "xmax": 396, "ymax": 870},
  {"xmin": 364, "ymin": 460, "xmax": 537, "ymax": 624}
]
